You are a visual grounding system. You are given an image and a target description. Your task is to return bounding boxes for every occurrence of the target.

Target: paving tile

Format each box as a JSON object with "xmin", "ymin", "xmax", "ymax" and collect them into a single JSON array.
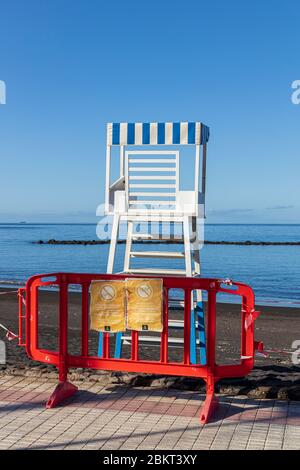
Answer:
[{"xmin": 0, "ymin": 376, "xmax": 300, "ymax": 449}]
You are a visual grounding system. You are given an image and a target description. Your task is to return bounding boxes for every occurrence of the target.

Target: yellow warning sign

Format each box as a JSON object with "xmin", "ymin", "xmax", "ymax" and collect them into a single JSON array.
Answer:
[
  {"xmin": 126, "ymin": 278, "xmax": 163, "ymax": 332},
  {"xmin": 90, "ymin": 280, "xmax": 126, "ymax": 332}
]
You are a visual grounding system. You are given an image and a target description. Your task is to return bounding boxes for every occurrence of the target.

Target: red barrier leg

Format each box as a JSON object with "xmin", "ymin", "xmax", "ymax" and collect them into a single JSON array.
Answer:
[
  {"xmin": 45, "ymin": 281, "xmax": 78, "ymax": 409},
  {"xmin": 46, "ymin": 381, "xmax": 78, "ymax": 409},
  {"xmin": 199, "ymin": 376, "xmax": 219, "ymax": 424}
]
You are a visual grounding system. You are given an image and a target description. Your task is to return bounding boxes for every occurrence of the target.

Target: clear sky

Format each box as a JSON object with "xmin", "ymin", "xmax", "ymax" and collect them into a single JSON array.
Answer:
[{"xmin": 0, "ymin": 0, "xmax": 299, "ymax": 223}]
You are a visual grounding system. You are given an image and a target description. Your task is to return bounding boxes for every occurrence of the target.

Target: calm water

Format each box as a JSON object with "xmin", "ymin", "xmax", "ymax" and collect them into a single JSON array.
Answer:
[{"xmin": 0, "ymin": 223, "xmax": 299, "ymax": 307}]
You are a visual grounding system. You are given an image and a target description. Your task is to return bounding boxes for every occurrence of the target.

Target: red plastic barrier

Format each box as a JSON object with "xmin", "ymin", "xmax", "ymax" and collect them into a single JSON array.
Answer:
[{"xmin": 19, "ymin": 273, "xmax": 261, "ymax": 424}]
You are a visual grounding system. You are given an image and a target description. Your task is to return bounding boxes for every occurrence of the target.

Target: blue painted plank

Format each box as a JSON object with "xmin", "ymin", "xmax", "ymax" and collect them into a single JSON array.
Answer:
[
  {"xmin": 196, "ymin": 302, "xmax": 207, "ymax": 365},
  {"xmin": 157, "ymin": 122, "xmax": 165, "ymax": 144},
  {"xmin": 127, "ymin": 123, "xmax": 135, "ymax": 145},
  {"xmin": 172, "ymin": 122, "xmax": 180, "ymax": 144},
  {"xmin": 114, "ymin": 332, "xmax": 123, "ymax": 358},
  {"xmin": 190, "ymin": 307, "xmax": 197, "ymax": 364},
  {"xmin": 97, "ymin": 332, "xmax": 103, "ymax": 357},
  {"xmin": 112, "ymin": 123, "xmax": 120, "ymax": 145}
]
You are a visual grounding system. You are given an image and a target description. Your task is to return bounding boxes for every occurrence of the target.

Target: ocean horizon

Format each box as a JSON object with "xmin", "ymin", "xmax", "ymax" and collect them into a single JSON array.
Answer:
[{"xmin": 0, "ymin": 223, "xmax": 299, "ymax": 308}]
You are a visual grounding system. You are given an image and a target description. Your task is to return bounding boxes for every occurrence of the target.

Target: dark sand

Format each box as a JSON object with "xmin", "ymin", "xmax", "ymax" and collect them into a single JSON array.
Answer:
[{"xmin": 1, "ymin": 287, "xmax": 300, "ymax": 399}]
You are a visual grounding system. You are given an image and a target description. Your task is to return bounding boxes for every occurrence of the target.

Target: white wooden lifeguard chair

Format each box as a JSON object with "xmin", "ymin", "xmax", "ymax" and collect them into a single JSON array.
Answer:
[{"xmin": 99, "ymin": 121, "xmax": 209, "ymax": 364}]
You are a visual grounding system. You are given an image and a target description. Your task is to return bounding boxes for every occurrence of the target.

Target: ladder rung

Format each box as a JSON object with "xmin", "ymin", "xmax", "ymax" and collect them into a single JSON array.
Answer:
[
  {"xmin": 168, "ymin": 320, "xmax": 199, "ymax": 328},
  {"xmin": 131, "ymin": 234, "xmax": 182, "ymax": 240},
  {"xmin": 129, "ymin": 200, "xmax": 176, "ymax": 205},
  {"xmin": 131, "ymin": 235, "xmax": 184, "ymax": 243},
  {"xmin": 122, "ymin": 336, "xmax": 201, "ymax": 345},
  {"xmin": 129, "ymin": 167, "xmax": 176, "ymax": 172},
  {"xmin": 169, "ymin": 300, "xmax": 185, "ymax": 308},
  {"xmin": 168, "ymin": 320, "xmax": 184, "ymax": 328},
  {"xmin": 129, "ymin": 184, "xmax": 176, "ymax": 188},
  {"xmin": 168, "ymin": 301, "xmax": 198, "ymax": 309},
  {"xmin": 131, "ymin": 233, "xmax": 155, "ymax": 239},
  {"xmin": 129, "ymin": 175, "xmax": 176, "ymax": 180},
  {"xmin": 130, "ymin": 192, "xmax": 175, "ymax": 197},
  {"xmin": 130, "ymin": 251, "xmax": 185, "ymax": 259},
  {"xmin": 126, "ymin": 268, "xmax": 187, "ymax": 275},
  {"xmin": 131, "ymin": 234, "xmax": 183, "ymax": 241},
  {"xmin": 128, "ymin": 159, "xmax": 176, "ymax": 164}
]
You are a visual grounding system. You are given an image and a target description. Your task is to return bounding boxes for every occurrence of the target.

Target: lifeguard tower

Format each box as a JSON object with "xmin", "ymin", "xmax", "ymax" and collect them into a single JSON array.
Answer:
[{"xmin": 99, "ymin": 121, "xmax": 210, "ymax": 363}]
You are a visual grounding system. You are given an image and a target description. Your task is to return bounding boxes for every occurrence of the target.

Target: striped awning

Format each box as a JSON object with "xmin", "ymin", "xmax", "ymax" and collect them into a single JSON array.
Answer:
[{"xmin": 107, "ymin": 122, "xmax": 209, "ymax": 146}]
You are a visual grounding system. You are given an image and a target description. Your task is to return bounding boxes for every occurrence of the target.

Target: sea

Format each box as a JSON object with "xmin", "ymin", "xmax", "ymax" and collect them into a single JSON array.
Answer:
[{"xmin": 0, "ymin": 223, "xmax": 299, "ymax": 307}]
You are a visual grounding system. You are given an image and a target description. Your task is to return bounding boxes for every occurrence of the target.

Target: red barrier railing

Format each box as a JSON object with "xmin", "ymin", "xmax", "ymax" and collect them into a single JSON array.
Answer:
[{"xmin": 20, "ymin": 273, "xmax": 262, "ymax": 424}]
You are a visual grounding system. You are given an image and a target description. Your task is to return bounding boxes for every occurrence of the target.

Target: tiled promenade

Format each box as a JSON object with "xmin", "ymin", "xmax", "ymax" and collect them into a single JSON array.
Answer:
[{"xmin": 0, "ymin": 375, "xmax": 299, "ymax": 450}]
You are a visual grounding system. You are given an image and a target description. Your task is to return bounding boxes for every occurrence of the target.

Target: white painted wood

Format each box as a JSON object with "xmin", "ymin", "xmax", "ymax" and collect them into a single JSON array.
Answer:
[
  {"xmin": 129, "ymin": 167, "xmax": 177, "ymax": 172},
  {"xmin": 120, "ymin": 145, "xmax": 125, "ymax": 177},
  {"xmin": 168, "ymin": 319, "xmax": 199, "ymax": 328},
  {"xmin": 150, "ymin": 122, "xmax": 158, "ymax": 144},
  {"xmin": 130, "ymin": 251, "xmax": 185, "ymax": 258},
  {"xmin": 122, "ymin": 336, "xmax": 201, "ymax": 345},
  {"xmin": 120, "ymin": 123, "xmax": 128, "ymax": 144},
  {"xmin": 129, "ymin": 200, "xmax": 176, "ymax": 205},
  {"xmin": 194, "ymin": 144, "xmax": 200, "ymax": 194},
  {"xmin": 126, "ymin": 150, "xmax": 178, "ymax": 155},
  {"xmin": 126, "ymin": 151, "xmax": 179, "ymax": 214},
  {"xmin": 128, "ymin": 209, "xmax": 184, "ymax": 215},
  {"xmin": 196, "ymin": 122, "xmax": 201, "ymax": 143},
  {"xmin": 129, "ymin": 184, "xmax": 176, "ymax": 188},
  {"xmin": 105, "ymin": 146, "xmax": 111, "ymax": 213},
  {"xmin": 107, "ymin": 214, "xmax": 120, "ymax": 273},
  {"xmin": 109, "ymin": 176, "xmax": 125, "ymax": 191},
  {"xmin": 165, "ymin": 122, "xmax": 173, "ymax": 144},
  {"xmin": 130, "ymin": 192, "xmax": 175, "ymax": 197},
  {"xmin": 202, "ymin": 143, "xmax": 207, "ymax": 210},
  {"xmin": 183, "ymin": 215, "xmax": 192, "ymax": 277},
  {"xmin": 129, "ymin": 175, "xmax": 176, "ymax": 180},
  {"xmin": 106, "ymin": 123, "xmax": 112, "ymax": 146},
  {"xmin": 127, "ymin": 268, "xmax": 186, "ymax": 275},
  {"xmin": 175, "ymin": 151, "xmax": 179, "ymax": 211},
  {"xmin": 131, "ymin": 233, "xmax": 155, "ymax": 239},
  {"xmin": 135, "ymin": 123, "xmax": 143, "ymax": 145},
  {"xmin": 124, "ymin": 220, "xmax": 133, "ymax": 272},
  {"xmin": 126, "ymin": 215, "xmax": 184, "ymax": 222},
  {"xmin": 128, "ymin": 159, "xmax": 176, "ymax": 164},
  {"xmin": 191, "ymin": 215, "xmax": 202, "ymax": 303},
  {"xmin": 168, "ymin": 299, "xmax": 198, "ymax": 308},
  {"xmin": 180, "ymin": 122, "xmax": 188, "ymax": 144},
  {"xmin": 125, "ymin": 151, "xmax": 129, "ymax": 211}
]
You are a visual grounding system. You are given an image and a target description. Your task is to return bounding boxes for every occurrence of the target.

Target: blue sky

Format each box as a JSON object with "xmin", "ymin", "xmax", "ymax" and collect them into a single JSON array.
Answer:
[{"xmin": 0, "ymin": 0, "xmax": 299, "ymax": 223}]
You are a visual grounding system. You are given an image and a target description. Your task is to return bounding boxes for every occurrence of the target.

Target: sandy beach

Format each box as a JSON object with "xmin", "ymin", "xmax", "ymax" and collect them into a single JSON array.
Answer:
[{"xmin": 0, "ymin": 287, "xmax": 299, "ymax": 399}]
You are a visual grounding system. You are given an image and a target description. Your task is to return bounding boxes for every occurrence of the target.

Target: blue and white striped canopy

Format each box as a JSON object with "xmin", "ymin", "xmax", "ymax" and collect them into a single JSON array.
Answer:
[{"xmin": 107, "ymin": 122, "xmax": 209, "ymax": 146}]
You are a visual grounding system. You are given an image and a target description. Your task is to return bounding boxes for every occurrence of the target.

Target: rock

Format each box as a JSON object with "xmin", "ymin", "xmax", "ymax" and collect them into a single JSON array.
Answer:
[
  {"xmin": 247, "ymin": 386, "xmax": 277, "ymax": 399},
  {"xmin": 150, "ymin": 377, "xmax": 177, "ymax": 388},
  {"xmin": 87, "ymin": 374, "xmax": 106, "ymax": 382},
  {"xmin": 24, "ymin": 369, "xmax": 42, "ymax": 378},
  {"xmin": 278, "ymin": 388, "xmax": 289, "ymax": 400},
  {"xmin": 217, "ymin": 384, "xmax": 247, "ymax": 396},
  {"xmin": 278, "ymin": 385, "xmax": 300, "ymax": 400},
  {"xmin": 44, "ymin": 371, "xmax": 58, "ymax": 379},
  {"xmin": 131, "ymin": 375, "xmax": 153, "ymax": 387},
  {"xmin": 160, "ymin": 376, "xmax": 204, "ymax": 391},
  {"xmin": 118, "ymin": 374, "xmax": 135, "ymax": 385}
]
